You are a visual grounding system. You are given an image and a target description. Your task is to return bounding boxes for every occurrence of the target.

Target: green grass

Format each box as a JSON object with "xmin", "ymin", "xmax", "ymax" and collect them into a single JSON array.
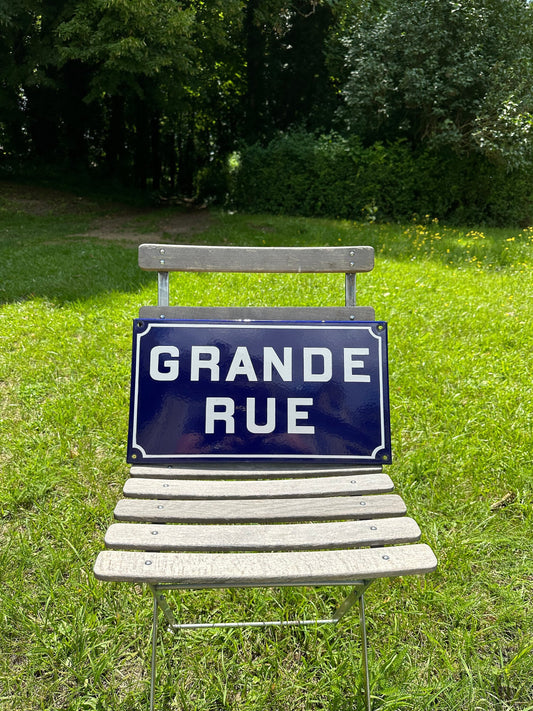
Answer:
[{"xmin": 1, "ymin": 182, "xmax": 532, "ymax": 710}]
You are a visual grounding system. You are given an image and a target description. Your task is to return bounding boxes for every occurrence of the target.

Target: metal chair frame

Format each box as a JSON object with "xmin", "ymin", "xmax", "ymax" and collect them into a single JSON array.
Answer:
[
  {"xmin": 148, "ymin": 579, "xmax": 374, "ymax": 711},
  {"xmin": 94, "ymin": 244, "xmax": 437, "ymax": 711}
]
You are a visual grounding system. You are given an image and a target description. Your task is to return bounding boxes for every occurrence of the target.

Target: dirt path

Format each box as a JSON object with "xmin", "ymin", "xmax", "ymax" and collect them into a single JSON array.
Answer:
[
  {"xmin": 1, "ymin": 181, "xmax": 212, "ymax": 244},
  {"xmin": 83, "ymin": 208, "xmax": 212, "ymax": 244}
]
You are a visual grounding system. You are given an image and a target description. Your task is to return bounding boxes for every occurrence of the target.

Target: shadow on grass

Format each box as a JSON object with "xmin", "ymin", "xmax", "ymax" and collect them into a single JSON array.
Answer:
[{"xmin": 0, "ymin": 236, "xmax": 156, "ymax": 304}]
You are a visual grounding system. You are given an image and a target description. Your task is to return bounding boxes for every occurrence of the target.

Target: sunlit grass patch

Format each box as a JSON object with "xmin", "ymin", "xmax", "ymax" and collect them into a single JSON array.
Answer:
[{"xmin": 1, "ymin": 190, "xmax": 532, "ymax": 710}]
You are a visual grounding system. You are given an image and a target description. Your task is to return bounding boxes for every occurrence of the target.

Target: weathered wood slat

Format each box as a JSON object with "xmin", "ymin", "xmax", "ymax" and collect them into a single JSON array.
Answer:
[
  {"xmin": 139, "ymin": 244, "xmax": 374, "ymax": 274},
  {"xmin": 94, "ymin": 543, "xmax": 437, "ymax": 586},
  {"xmin": 114, "ymin": 494, "xmax": 407, "ymax": 524},
  {"xmin": 138, "ymin": 306, "xmax": 376, "ymax": 321},
  {"xmin": 104, "ymin": 517, "xmax": 421, "ymax": 552},
  {"xmin": 123, "ymin": 474, "xmax": 394, "ymax": 500},
  {"xmin": 129, "ymin": 464, "xmax": 384, "ymax": 480}
]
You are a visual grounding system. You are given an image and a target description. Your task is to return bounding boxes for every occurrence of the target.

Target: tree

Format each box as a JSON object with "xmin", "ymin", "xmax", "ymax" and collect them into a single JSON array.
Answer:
[
  {"xmin": 0, "ymin": 0, "xmax": 91, "ymax": 165},
  {"xmin": 242, "ymin": 0, "xmax": 347, "ymax": 143},
  {"xmin": 57, "ymin": 0, "xmax": 197, "ymax": 186},
  {"xmin": 341, "ymin": 0, "xmax": 533, "ymax": 166},
  {"xmin": 1, "ymin": 0, "xmax": 356, "ymax": 194}
]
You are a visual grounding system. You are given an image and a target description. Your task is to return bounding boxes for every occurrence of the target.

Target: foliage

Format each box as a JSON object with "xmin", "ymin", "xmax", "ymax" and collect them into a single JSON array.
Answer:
[
  {"xmin": 230, "ymin": 131, "xmax": 533, "ymax": 225},
  {"xmin": 341, "ymin": 0, "xmax": 533, "ymax": 167},
  {"xmin": 0, "ymin": 0, "xmax": 344, "ymax": 195},
  {"xmin": 0, "ymin": 185, "xmax": 532, "ymax": 709},
  {"xmin": 57, "ymin": 0, "xmax": 196, "ymax": 100},
  {"xmin": 3, "ymin": 1, "xmax": 533, "ymax": 217}
]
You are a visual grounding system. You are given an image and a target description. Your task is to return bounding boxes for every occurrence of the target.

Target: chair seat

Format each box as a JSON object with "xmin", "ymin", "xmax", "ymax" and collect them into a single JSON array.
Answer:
[
  {"xmin": 96, "ymin": 464, "xmax": 436, "ymax": 588},
  {"xmin": 96, "ymin": 465, "xmax": 436, "ymax": 589}
]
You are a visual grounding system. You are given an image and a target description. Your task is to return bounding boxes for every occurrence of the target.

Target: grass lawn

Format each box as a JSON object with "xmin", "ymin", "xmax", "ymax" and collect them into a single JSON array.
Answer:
[{"xmin": 0, "ymin": 182, "xmax": 532, "ymax": 710}]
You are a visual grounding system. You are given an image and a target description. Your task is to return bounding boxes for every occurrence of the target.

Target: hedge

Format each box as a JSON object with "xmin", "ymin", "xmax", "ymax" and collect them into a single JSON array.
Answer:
[{"xmin": 229, "ymin": 132, "xmax": 533, "ymax": 226}]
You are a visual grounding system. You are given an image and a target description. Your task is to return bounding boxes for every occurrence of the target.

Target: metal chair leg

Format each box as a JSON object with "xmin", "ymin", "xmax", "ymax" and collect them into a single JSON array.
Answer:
[
  {"xmin": 359, "ymin": 592, "xmax": 371, "ymax": 711},
  {"xmin": 150, "ymin": 592, "xmax": 159, "ymax": 711},
  {"xmin": 148, "ymin": 584, "xmax": 373, "ymax": 711}
]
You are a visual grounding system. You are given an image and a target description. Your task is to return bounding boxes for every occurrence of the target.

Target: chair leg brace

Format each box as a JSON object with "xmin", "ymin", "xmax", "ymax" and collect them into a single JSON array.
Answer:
[{"xmin": 148, "ymin": 581, "xmax": 374, "ymax": 711}]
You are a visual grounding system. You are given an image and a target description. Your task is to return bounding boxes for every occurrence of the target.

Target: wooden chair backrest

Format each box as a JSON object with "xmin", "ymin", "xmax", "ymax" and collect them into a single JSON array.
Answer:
[{"xmin": 138, "ymin": 243, "xmax": 375, "ymax": 321}]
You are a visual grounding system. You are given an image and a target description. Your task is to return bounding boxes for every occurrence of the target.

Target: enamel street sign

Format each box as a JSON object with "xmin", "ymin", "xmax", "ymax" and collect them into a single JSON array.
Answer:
[{"xmin": 127, "ymin": 319, "xmax": 391, "ymax": 464}]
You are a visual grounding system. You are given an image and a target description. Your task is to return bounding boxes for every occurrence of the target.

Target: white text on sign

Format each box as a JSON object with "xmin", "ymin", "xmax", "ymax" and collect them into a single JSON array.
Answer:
[
  {"xmin": 149, "ymin": 345, "xmax": 371, "ymax": 383},
  {"xmin": 149, "ymin": 345, "xmax": 371, "ymax": 436},
  {"xmin": 205, "ymin": 397, "xmax": 314, "ymax": 434}
]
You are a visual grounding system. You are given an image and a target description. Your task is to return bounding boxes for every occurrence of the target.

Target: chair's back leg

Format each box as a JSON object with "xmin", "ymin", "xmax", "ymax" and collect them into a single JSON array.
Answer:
[
  {"xmin": 345, "ymin": 272, "xmax": 356, "ymax": 307},
  {"xmin": 157, "ymin": 271, "xmax": 170, "ymax": 307}
]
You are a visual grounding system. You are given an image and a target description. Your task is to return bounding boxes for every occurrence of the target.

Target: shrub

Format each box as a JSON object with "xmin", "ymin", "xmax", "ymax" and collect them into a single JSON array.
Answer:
[{"xmin": 229, "ymin": 131, "xmax": 533, "ymax": 226}]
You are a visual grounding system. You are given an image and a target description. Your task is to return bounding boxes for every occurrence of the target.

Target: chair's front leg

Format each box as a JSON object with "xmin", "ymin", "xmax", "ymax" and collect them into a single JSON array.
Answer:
[
  {"xmin": 150, "ymin": 590, "xmax": 159, "ymax": 711},
  {"xmin": 359, "ymin": 592, "xmax": 371, "ymax": 711}
]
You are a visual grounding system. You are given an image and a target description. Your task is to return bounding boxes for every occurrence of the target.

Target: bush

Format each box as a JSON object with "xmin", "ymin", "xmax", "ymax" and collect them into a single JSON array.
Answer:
[{"xmin": 229, "ymin": 131, "xmax": 533, "ymax": 226}]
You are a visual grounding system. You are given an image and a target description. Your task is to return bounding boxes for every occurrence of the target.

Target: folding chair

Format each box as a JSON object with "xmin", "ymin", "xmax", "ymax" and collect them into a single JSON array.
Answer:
[{"xmin": 94, "ymin": 244, "xmax": 437, "ymax": 710}]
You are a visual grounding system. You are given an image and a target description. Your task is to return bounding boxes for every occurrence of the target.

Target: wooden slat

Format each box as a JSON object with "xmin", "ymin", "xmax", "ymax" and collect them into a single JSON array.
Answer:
[
  {"xmin": 129, "ymin": 464, "xmax": 384, "ymax": 480},
  {"xmin": 139, "ymin": 244, "xmax": 374, "ymax": 274},
  {"xmin": 138, "ymin": 306, "xmax": 376, "ymax": 321},
  {"xmin": 104, "ymin": 517, "xmax": 422, "ymax": 552},
  {"xmin": 123, "ymin": 474, "xmax": 394, "ymax": 500},
  {"xmin": 113, "ymin": 494, "xmax": 407, "ymax": 524},
  {"xmin": 94, "ymin": 543, "xmax": 437, "ymax": 586}
]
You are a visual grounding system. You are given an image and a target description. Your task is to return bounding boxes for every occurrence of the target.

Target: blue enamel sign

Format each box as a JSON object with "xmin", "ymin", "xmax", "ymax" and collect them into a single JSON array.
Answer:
[{"xmin": 127, "ymin": 319, "xmax": 391, "ymax": 464}]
